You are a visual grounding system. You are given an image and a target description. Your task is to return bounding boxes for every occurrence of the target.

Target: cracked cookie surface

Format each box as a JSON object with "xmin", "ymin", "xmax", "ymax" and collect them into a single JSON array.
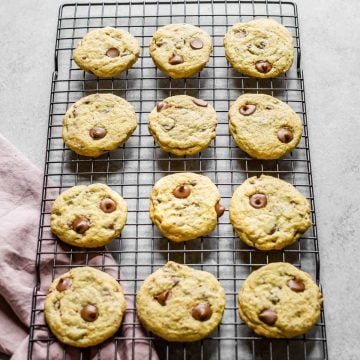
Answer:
[
  {"xmin": 229, "ymin": 175, "xmax": 311, "ymax": 250},
  {"xmin": 224, "ymin": 19, "xmax": 293, "ymax": 78},
  {"xmin": 45, "ymin": 267, "xmax": 126, "ymax": 347},
  {"xmin": 148, "ymin": 95, "xmax": 217, "ymax": 155},
  {"xmin": 149, "ymin": 23, "xmax": 212, "ymax": 78},
  {"xmin": 149, "ymin": 173, "xmax": 223, "ymax": 242},
  {"xmin": 73, "ymin": 27, "xmax": 140, "ymax": 77},
  {"xmin": 229, "ymin": 93, "xmax": 302, "ymax": 160},
  {"xmin": 51, "ymin": 183, "xmax": 127, "ymax": 248},
  {"xmin": 238, "ymin": 262, "xmax": 322, "ymax": 338},
  {"xmin": 63, "ymin": 93, "xmax": 137, "ymax": 157},
  {"xmin": 136, "ymin": 261, "xmax": 226, "ymax": 341}
]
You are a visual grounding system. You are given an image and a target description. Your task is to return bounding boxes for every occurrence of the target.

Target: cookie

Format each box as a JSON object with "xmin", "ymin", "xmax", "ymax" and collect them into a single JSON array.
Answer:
[
  {"xmin": 149, "ymin": 23, "xmax": 213, "ymax": 78},
  {"xmin": 136, "ymin": 261, "xmax": 226, "ymax": 342},
  {"xmin": 149, "ymin": 173, "xmax": 224, "ymax": 242},
  {"xmin": 73, "ymin": 27, "xmax": 140, "ymax": 77},
  {"xmin": 229, "ymin": 94, "xmax": 302, "ymax": 160},
  {"xmin": 229, "ymin": 175, "xmax": 311, "ymax": 250},
  {"xmin": 224, "ymin": 19, "xmax": 293, "ymax": 78},
  {"xmin": 44, "ymin": 267, "xmax": 126, "ymax": 347},
  {"xmin": 238, "ymin": 262, "xmax": 322, "ymax": 338},
  {"xmin": 148, "ymin": 95, "xmax": 217, "ymax": 155},
  {"xmin": 63, "ymin": 93, "xmax": 137, "ymax": 157},
  {"xmin": 51, "ymin": 183, "xmax": 127, "ymax": 248}
]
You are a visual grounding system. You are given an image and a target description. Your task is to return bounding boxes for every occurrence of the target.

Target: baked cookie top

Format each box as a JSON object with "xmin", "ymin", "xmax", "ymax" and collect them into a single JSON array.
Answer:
[
  {"xmin": 149, "ymin": 23, "xmax": 213, "ymax": 78},
  {"xmin": 229, "ymin": 93, "xmax": 302, "ymax": 160},
  {"xmin": 229, "ymin": 175, "xmax": 311, "ymax": 250},
  {"xmin": 51, "ymin": 184, "xmax": 127, "ymax": 248},
  {"xmin": 136, "ymin": 261, "xmax": 226, "ymax": 342},
  {"xmin": 149, "ymin": 173, "xmax": 224, "ymax": 242},
  {"xmin": 44, "ymin": 267, "xmax": 126, "ymax": 347},
  {"xmin": 224, "ymin": 19, "xmax": 293, "ymax": 78},
  {"xmin": 148, "ymin": 95, "xmax": 217, "ymax": 156},
  {"xmin": 73, "ymin": 27, "xmax": 140, "ymax": 77},
  {"xmin": 238, "ymin": 262, "xmax": 322, "ymax": 338},
  {"xmin": 63, "ymin": 93, "xmax": 137, "ymax": 157}
]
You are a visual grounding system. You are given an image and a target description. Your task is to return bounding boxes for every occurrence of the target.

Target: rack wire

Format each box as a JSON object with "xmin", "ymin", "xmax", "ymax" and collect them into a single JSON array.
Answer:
[{"xmin": 28, "ymin": 1, "xmax": 328, "ymax": 359}]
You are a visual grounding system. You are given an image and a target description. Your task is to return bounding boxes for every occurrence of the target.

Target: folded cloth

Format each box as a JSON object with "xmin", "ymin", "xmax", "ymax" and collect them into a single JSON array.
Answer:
[{"xmin": 0, "ymin": 134, "xmax": 157, "ymax": 360}]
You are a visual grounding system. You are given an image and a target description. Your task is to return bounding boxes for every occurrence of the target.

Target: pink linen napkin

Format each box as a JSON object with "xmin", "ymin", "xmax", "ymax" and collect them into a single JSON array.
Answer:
[{"xmin": 0, "ymin": 134, "xmax": 157, "ymax": 360}]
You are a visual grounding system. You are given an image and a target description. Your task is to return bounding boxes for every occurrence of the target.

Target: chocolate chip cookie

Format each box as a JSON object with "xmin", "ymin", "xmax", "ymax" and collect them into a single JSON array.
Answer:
[
  {"xmin": 51, "ymin": 184, "xmax": 127, "ymax": 248},
  {"xmin": 149, "ymin": 173, "xmax": 224, "ymax": 242},
  {"xmin": 149, "ymin": 23, "xmax": 213, "ymax": 78},
  {"xmin": 224, "ymin": 19, "xmax": 293, "ymax": 78},
  {"xmin": 238, "ymin": 262, "xmax": 322, "ymax": 338},
  {"xmin": 148, "ymin": 95, "xmax": 217, "ymax": 155},
  {"xmin": 73, "ymin": 27, "xmax": 140, "ymax": 77},
  {"xmin": 136, "ymin": 261, "xmax": 226, "ymax": 342},
  {"xmin": 229, "ymin": 93, "xmax": 302, "ymax": 160},
  {"xmin": 63, "ymin": 93, "xmax": 137, "ymax": 157},
  {"xmin": 45, "ymin": 267, "xmax": 126, "ymax": 347},
  {"xmin": 229, "ymin": 175, "xmax": 311, "ymax": 250}
]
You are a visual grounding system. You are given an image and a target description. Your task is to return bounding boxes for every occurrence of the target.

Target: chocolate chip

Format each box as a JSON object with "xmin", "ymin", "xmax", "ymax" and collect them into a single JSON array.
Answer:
[
  {"xmin": 89, "ymin": 127, "xmax": 107, "ymax": 140},
  {"xmin": 258, "ymin": 309, "xmax": 277, "ymax": 325},
  {"xmin": 172, "ymin": 185, "xmax": 191, "ymax": 199},
  {"xmin": 256, "ymin": 40, "xmax": 267, "ymax": 49},
  {"xmin": 255, "ymin": 60, "xmax": 272, "ymax": 73},
  {"xmin": 249, "ymin": 193, "xmax": 267, "ymax": 209},
  {"xmin": 72, "ymin": 217, "xmax": 90, "ymax": 234},
  {"xmin": 81, "ymin": 305, "xmax": 99, "ymax": 322},
  {"xmin": 56, "ymin": 278, "xmax": 72, "ymax": 292},
  {"xmin": 190, "ymin": 38, "xmax": 204, "ymax": 49},
  {"xmin": 154, "ymin": 291, "xmax": 170, "ymax": 306},
  {"xmin": 239, "ymin": 104, "xmax": 256, "ymax": 116},
  {"xmin": 106, "ymin": 47, "xmax": 120, "ymax": 58},
  {"xmin": 100, "ymin": 198, "xmax": 117, "ymax": 213},
  {"xmin": 192, "ymin": 98, "xmax": 208, "ymax": 107},
  {"xmin": 277, "ymin": 128, "xmax": 293, "ymax": 143},
  {"xmin": 169, "ymin": 53, "xmax": 184, "ymax": 65},
  {"xmin": 287, "ymin": 278, "xmax": 305, "ymax": 292},
  {"xmin": 215, "ymin": 201, "xmax": 225, "ymax": 217},
  {"xmin": 157, "ymin": 102, "xmax": 169, "ymax": 112},
  {"xmin": 191, "ymin": 303, "xmax": 212, "ymax": 321}
]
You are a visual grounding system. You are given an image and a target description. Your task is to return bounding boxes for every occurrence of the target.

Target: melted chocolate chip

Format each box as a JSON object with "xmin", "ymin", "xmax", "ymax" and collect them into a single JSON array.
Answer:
[
  {"xmin": 106, "ymin": 48, "xmax": 120, "ymax": 58},
  {"xmin": 100, "ymin": 198, "xmax": 117, "ymax": 213},
  {"xmin": 192, "ymin": 98, "xmax": 208, "ymax": 107},
  {"xmin": 190, "ymin": 38, "xmax": 204, "ymax": 50},
  {"xmin": 239, "ymin": 104, "xmax": 256, "ymax": 116},
  {"xmin": 157, "ymin": 102, "xmax": 169, "ymax": 112},
  {"xmin": 191, "ymin": 303, "xmax": 212, "ymax": 321},
  {"xmin": 215, "ymin": 202, "xmax": 225, "ymax": 217},
  {"xmin": 89, "ymin": 127, "xmax": 107, "ymax": 140},
  {"xmin": 81, "ymin": 305, "xmax": 99, "ymax": 322},
  {"xmin": 249, "ymin": 194, "xmax": 267, "ymax": 209},
  {"xmin": 154, "ymin": 291, "xmax": 170, "ymax": 306},
  {"xmin": 277, "ymin": 128, "xmax": 294, "ymax": 143},
  {"xmin": 255, "ymin": 60, "xmax": 272, "ymax": 73},
  {"xmin": 169, "ymin": 53, "xmax": 184, "ymax": 65},
  {"xmin": 56, "ymin": 278, "xmax": 72, "ymax": 292},
  {"xmin": 258, "ymin": 309, "xmax": 277, "ymax": 325},
  {"xmin": 72, "ymin": 217, "xmax": 90, "ymax": 234},
  {"xmin": 173, "ymin": 185, "xmax": 191, "ymax": 199},
  {"xmin": 287, "ymin": 278, "xmax": 305, "ymax": 292}
]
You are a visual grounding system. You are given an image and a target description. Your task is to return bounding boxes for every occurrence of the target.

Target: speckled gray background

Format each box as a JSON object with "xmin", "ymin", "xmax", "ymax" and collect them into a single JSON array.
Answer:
[{"xmin": 0, "ymin": 0, "xmax": 359, "ymax": 359}]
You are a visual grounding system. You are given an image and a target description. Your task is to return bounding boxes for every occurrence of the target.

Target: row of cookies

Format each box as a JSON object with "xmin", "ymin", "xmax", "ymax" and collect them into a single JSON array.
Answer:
[
  {"xmin": 51, "ymin": 173, "xmax": 310, "ymax": 251},
  {"xmin": 45, "ymin": 262, "xmax": 322, "ymax": 347},
  {"xmin": 74, "ymin": 19, "xmax": 294, "ymax": 79},
  {"xmin": 63, "ymin": 93, "xmax": 302, "ymax": 159}
]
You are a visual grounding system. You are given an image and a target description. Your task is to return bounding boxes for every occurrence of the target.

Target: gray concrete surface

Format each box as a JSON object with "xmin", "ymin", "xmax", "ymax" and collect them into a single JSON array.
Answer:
[{"xmin": 0, "ymin": 0, "xmax": 359, "ymax": 359}]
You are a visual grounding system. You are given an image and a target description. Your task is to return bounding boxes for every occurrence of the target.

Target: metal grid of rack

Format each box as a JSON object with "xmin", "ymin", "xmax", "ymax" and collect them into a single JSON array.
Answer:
[{"xmin": 28, "ymin": 1, "xmax": 328, "ymax": 359}]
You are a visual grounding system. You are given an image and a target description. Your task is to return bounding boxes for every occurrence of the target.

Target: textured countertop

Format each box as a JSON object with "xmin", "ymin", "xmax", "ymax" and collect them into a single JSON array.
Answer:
[{"xmin": 0, "ymin": 0, "xmax": 359, "ymax": 359}]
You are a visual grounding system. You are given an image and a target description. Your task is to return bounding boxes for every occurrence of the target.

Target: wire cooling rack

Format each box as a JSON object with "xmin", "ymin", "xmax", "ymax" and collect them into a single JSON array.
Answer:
[{"xmin": 28, "ymin": 1, "xmax": 328, "ymax": 359}]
